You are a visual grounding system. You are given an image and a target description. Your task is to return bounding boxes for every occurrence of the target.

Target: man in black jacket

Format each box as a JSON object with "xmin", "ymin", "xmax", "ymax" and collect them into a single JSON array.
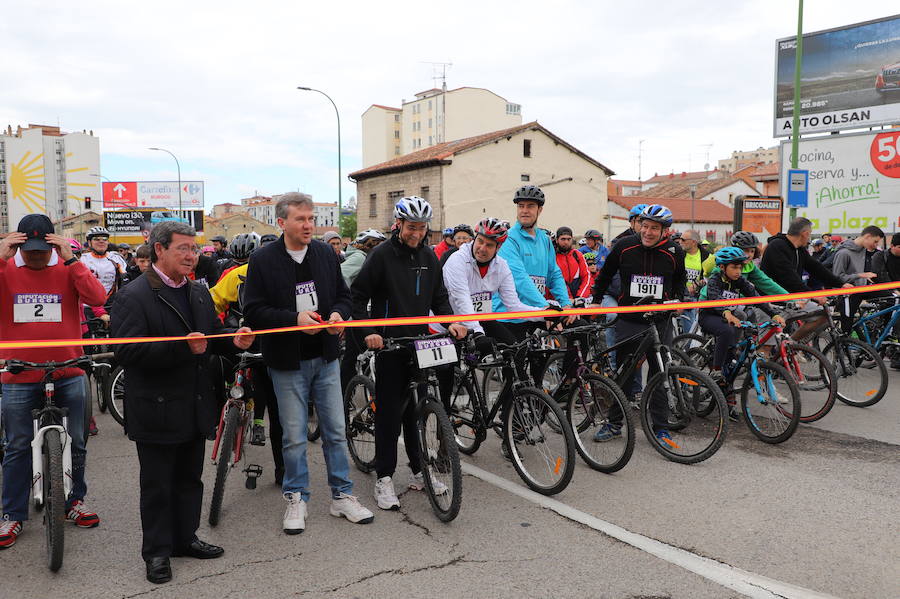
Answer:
[
  {"xmin": 111, "ymin": 222, "xmax": 254, "ymax": 585},
  {"xmin": 242, "ymin": 193, "xmax": 374, "ymax": 536},
  {"xmin": 351, "ymin": 195, "xmax": 467, "ymax": 511},
  {"xmin": 873, "ymin": 233, "xmax": 900, "ymax": 369},
  {"xmin": 759, "ymin": 217, "xmax": 852, "ymax": 340}
]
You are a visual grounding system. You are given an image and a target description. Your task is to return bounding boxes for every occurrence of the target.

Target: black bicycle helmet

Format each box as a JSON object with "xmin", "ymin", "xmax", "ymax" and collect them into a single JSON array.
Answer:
[
  {"xmin": 513, "ymin": 185, "xmax": 545, "ymax": 206},
  {"xmin": 730, "ymin": 231, "xmax": 760, "ymax": 249},
  {"xmin": 229, "ymin": 232, "xmax": 261, "ymax": 261},
  {"xmin": 260, "ymin": 233, "xmax": 278, "ymax": 246},
  {"xmin": 453, "ymin": 224, "xmax": 474, "ymax": 238}
]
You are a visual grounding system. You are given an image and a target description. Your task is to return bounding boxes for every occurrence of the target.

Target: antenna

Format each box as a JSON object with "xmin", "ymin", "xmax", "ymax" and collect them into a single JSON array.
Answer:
[
  {"xmin": 698, "ymin": 143, "xmax": 713, "ymax": 170},
  {"xmin": 422, "ymin": 61, "xmax": 452, "ymax": 143},
  {"xmin": 638, "ymin": 139, "xmax": 646, "ymax": 181}
]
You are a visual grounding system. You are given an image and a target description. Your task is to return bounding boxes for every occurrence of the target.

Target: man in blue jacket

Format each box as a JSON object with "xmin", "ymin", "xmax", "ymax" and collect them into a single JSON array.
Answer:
[
  {"xmin": 243, "ymin": 193, "xmax": 374, "ymax": 536},
  {"xmin": 495, "ymin": 185, "xmax": 573, "ymax": 337}
]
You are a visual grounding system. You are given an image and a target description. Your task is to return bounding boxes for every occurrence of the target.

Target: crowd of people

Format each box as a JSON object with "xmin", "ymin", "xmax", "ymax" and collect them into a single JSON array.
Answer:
[{"xmin": 1, "ymin": 185, "xmax": 899, "ymax": 584}]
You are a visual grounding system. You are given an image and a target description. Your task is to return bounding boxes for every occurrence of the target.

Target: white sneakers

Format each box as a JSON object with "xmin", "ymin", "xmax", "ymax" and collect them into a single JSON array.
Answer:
[
  {"xmin": 283, "ymin": 492, "xmax": 307, "ymax": 534},
  {"xmin": 330, "ymin": 493, "xmax": 375, "ymax": 524},
  {"xmin": 374, "ymin": 476, "xmax": 401, "ymax": 510},
  {"xmin": 408, "ymin": 471, "xmax": 448, "ymax": 495},
  {"xmin": 284, "ymin": 491, "xmax": 375, "ymax": 533}
]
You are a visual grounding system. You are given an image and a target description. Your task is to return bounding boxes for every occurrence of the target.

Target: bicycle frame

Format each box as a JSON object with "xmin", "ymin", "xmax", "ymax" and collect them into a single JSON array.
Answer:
[
  {"xmin": 852, "ymin": 302, "xmax": 900, "ymax": 350},
  {"xmin": 211, "ymin": 359, "xmax": 258, "ymax": 465},
  {"xmin": 31, "ymin": 384, "xmax": 74, "ymax": 507},
  {"xmin": 599, "ymin": 319, "xmax": 671, "ymax": 390}
]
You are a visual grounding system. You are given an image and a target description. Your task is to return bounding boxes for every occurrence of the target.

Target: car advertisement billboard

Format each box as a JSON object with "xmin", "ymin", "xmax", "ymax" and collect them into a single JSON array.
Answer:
[
  {"xmin": 780, "ymin": 129, "xmax": 900, "ymax": 234},
  {"xmin": 104, "ymin": 209, "xmax": 205, "ymax": 240},
  {"xmin": 102, "ymin": 181, "xmax": 204, "ymax": 210},
  {"xmin": 774, "ymin": 14, "xmax": 900, "ymax": 137}
]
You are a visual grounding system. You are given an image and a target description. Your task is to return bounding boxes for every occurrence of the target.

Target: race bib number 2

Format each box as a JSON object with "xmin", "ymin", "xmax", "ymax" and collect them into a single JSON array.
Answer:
[
  {"xmin": 414, "ymin": 337, "xmax": 458, "ymax": 368},
  {"xmin": 295, "ymin": 281, "xmax": 318, "ymax": 312},
  {"xmin": 13, "ymin": 293, "xmax": 62, "ymax": 323},
  {"xmin": 471, "ymin": 291, "xmax": 491, "ymax": 313},
  {"xmin": 630, "ymin": 275, "xmax": 663, "ymax": 299}
]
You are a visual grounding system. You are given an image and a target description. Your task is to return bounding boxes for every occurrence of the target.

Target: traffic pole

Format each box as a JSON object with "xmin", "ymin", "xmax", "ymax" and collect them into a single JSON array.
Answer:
[{"xmin": 788, "ymin": 0, "xmax": 804, "ymax": 222}]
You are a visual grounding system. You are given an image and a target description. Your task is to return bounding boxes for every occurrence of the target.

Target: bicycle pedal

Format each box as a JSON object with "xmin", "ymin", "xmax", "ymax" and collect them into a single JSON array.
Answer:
[{"xmin": 243, "ymin": 464, "xmax": 263, "ymax": 490}]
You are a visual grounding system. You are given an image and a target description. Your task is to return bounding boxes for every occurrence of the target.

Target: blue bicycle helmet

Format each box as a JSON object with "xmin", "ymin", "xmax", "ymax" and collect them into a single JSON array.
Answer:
[
  {"xmin": 628, "ymin": 203, "xmax": 648, "ymax": 220},
  {"xmin": 639, "ymin": 204, "xmax": 674, "ymax": 228},
  {"xmin": 715, "ymin": 246, "xmax": 749, "ymax": 266}
]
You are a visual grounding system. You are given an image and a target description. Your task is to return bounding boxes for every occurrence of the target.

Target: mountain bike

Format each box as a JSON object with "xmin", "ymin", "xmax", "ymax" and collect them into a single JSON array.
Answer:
[
  {"xmin": 344, "ymin": 349, "xmax": 377, "ymax": 473},
  {"xmin": 208, "ymin": 352, "xmax": 266, "ymax": 526},
  {"xmin": 1, "ymin": 356, "xmax": 95, "ymax": 571},
  {"xmin": 851, "ymin": 295, "xmax": 900, "ymax": 366}
]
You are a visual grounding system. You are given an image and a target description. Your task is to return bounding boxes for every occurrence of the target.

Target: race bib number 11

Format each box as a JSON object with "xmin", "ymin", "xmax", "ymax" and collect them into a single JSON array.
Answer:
[
  {"xmin": 13, "ymin": 293, "xmax": 63, "ymax": 323},
  {"xmin": 414, "ymin": 337, "xmax": 457, "ymax": 369}
]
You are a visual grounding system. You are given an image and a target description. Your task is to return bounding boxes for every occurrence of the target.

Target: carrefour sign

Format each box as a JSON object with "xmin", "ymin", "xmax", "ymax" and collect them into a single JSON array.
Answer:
[
  {"xmin": 780, "ymin": 130, "xmax": 900, "ymax": 234},
  {"xmin": 102, "ymin": 180, "xmax": 204, "ymax": 210}
]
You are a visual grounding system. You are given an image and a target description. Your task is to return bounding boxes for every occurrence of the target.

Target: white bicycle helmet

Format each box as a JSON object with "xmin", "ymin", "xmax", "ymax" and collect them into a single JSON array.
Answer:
[
  {"xmin": 393, "ymin": 196, "xmax": 433, "ymax": 222},
  {"xmin": 355, "ymin": 228, "xmax": 387, "ymax": 243},
  {"xmin": 86, "ymin": 226, "xmax": 111, "ymax": 240}
]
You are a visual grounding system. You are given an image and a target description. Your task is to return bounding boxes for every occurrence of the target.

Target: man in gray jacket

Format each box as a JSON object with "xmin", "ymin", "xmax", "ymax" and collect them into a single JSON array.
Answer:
[
  {"xmin": 340, "ymin": 229, "xmax": 386, "ymax": 287},
  {"xmin": 831, "ymin": 225, "xmax": 884, "ymax": 332}
]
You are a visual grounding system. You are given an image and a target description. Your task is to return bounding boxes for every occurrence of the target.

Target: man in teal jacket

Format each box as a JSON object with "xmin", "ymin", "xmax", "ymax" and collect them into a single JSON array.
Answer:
[{"xmin": 494, "ymin": 185, "xmax": 572, "ymax": 334}]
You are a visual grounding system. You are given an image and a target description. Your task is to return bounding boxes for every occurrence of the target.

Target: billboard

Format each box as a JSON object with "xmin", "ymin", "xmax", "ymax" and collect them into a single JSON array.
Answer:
[
  {"xmin": 4, "ymin": 128, "xmax": 47, "ymax": 226},
  {"xmin": 102, "ymin": 180, "xmax": 204, "ymax": 210},
  {"xmin": 104, "ymin": 209, "xmax": 205, "ymax": 242},
  {"xmin": 780, "ymin": 129, "xmax": 900, "ymax": 234},
  {"xmin": 774, "ymin": 14, "xmax": 900, "ymax": 137},
  {"xmin": 733, "ymin": 196, "xmax": 784, "ymax": 239}
]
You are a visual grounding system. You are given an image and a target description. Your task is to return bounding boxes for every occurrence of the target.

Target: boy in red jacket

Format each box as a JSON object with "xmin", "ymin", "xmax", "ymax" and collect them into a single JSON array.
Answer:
[{"xmin": 0, "ymin": 214, "xmax": 107, "ymax": 550}]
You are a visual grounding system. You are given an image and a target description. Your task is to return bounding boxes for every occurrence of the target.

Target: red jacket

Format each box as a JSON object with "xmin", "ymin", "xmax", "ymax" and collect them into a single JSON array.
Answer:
[
  {"xmin": 553, "ymin": 248, "xmax": 592, "ymax": 299},
  {"xmin": 0, "ymin": 251, "xmax": 107, "ymax": 383},
  {"xmin": 434, "ymin": 240, "xmax": 451, "ymax": 259}
]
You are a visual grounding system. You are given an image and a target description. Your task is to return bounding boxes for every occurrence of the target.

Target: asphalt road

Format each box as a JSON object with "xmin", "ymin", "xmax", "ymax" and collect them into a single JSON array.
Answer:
[{"xmin": 1, "ymin": 369, "xmax": 898, "ymax": 599}]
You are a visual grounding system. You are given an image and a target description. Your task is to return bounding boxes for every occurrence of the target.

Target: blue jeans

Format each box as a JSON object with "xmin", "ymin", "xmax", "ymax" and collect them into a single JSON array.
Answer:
[
  {"xmin": 1, "ymin": 375, "xmax": 88, "ymax": 521},
  {"xmin": 269, "ymin": 359, "xmax": 352, "ymax": 501},
  {"xmin": 679, "ymin": 302, "xmax": 698, "ymax": 335}
]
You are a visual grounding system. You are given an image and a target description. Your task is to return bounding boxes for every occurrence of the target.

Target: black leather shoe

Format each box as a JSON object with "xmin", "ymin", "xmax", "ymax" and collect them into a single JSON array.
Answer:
[
  {"xmin": 145, "ymin": 557, "xmax": 172, "ymax": 584},
  {"xmin": 172, "ymin": 539, "xmax": 224, "ymax": 559}
]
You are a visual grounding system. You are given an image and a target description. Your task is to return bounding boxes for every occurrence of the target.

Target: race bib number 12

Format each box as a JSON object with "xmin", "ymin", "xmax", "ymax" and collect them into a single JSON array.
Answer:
[{"xmin": 13, "ymin": 293, "xmax": 63, "ymax": 323}]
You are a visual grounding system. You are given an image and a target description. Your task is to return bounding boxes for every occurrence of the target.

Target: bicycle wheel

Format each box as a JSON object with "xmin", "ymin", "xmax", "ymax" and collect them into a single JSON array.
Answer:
[
  {"xmin": 480, "ymin": 366, "xmax": 504, "ymax": 413},
  {"xmin": 504, "ymin": 386, "xmax": 576, "ymax": 495},
  {"xmin": 44, "ymin": 429, "xmax": 65, "ymax": 572},
  {"xmin": 740, "ymin": 359, "xmax": 801, "ymax": 444},
  {"xmin": 781, "ymin": 342, "xmax": 837, "ymax": 423},
  {"xmin": 565, "ymin": 373, "xmax": 634, "ymax": 473},
  {"xmin": 641, "ymin": 365, "xmax": 727, "ymax": 464},
  {"xmin": 83, "ymin": 380, "xmax": 93, "ymax": 444},
  {"xmin": 821, "ymin": 338, "xmax": 888, "ymax": 407},
  {"xmin": 344, "ymin": 375, "xmax": 377, "ymax": 473},
  {"xmin": 95, "ymin": 370, "xmax": 108, "ymax": 413},
  {"xmin": 209, "ymin": 404, "xmax": 240, "ymax": 526},
  {"xmin": 673, "ymin": 333, "xmax": 706, "ymax": 354},
  {"xmin": 417, "ymin": 399, "xmax": 462, "ymax": 522},
  {"xmin": 536, "ymin": 353, "xmax": 566, "ymax": 401},
  {"xmin": 449, "ymin": 371, "xmax": 482, "ymax": 455},
  {"xmin": 105, "ymin": 365, "xmax": 126, "ymax": 427},
  {"xmin": 307, "ymin": 403, "xmax": 320, "ymax": 442}
]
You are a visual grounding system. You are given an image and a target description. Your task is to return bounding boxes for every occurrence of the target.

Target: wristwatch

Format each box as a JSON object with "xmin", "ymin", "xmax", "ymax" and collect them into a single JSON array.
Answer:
[{"xmin": 64, "ymin": 256, "xmax": 79, "ymax": 266}]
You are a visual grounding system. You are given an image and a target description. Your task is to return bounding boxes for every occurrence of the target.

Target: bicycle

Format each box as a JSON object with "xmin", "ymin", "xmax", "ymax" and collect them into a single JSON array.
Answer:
[
  {"xmin": 208, "ymin": 352, "xmax": 266, "ymax": 526},
  {"xmin": 344, "ymin": 349, "xmax": 377, "ymax": 473},
  {"xmin": 533, "ymin": 324, "xmax": 634, "ymax": 473},
  {"xmin": 851, "ymin": 295, "xmax": 900, "ymax": 366},
  {"xmin": 588, "ymin": 301, "xmax": 728, "ymax": 464},
  {"xmin": 367, "ymin": 334, "xmax": 462, "ymax": 522},
  {"xmin": 448, "ymin": 333, "xmax": 577, "ymax": 495},
  {"xmin": 82, "ymin": 318, "xmax": 111, "ymax": 416},
  {"xmin": 1, "ymin": 355, "xmax": 95, "ymax": 571},
  {"xmin": 792, "ymin": 300, "xmax": 888, "ymax": 408}
]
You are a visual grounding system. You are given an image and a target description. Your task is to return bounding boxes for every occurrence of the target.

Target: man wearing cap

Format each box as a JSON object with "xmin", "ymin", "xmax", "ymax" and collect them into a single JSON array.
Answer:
[
  {"xmin": 322, "ymin": 231, "xmax": 345, "ymax": 263},
  {"xmin": 554, "ymin": 227, "xmax": 592, "ymax": 299},
  {"xmin": 0, "ymin": 214, "xmax": 108, "ymax": 551},
  {"xmin": 579, "ymin": 229, "xmax": 609, "ymax": 268},
  {"xmin": 210, "ymin": 235, "xmax": 231, "ymax": 261}
]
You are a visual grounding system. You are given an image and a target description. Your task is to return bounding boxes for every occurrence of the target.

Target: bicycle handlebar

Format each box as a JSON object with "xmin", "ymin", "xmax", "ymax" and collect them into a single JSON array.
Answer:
[{"xmin": 1, "ymin": 355, "xmax": 94, "ymax": 375}]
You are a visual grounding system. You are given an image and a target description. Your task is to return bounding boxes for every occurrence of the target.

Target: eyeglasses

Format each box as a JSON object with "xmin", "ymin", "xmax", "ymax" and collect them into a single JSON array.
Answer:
[
  {"xmin": 170, "ymin": 245, "xmax": 200, "ymax": 255},
  {"xmin": 93, "ymin": 236, "xmax": 109, "ymax": 242}
]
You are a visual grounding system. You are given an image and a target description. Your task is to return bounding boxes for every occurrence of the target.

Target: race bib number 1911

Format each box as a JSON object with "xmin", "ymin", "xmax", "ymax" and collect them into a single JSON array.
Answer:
[
  {"xmin": 13, "ymin": 293, "xmax": 63, "ymax": 323},
  {"xmin": 414, "ymin": 337, "xmax": 457, "ymax": 369},
  {"xmin": 629, "ymin": 275, "xmax": 663, "ymax": 299},
  {"xmin": 295, "ymin": 281, "xmax": 318, "ymax": 312}
]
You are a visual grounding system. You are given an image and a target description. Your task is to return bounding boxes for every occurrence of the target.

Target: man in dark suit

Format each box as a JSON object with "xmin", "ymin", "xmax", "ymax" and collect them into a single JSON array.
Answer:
[{"xmin": 111, "ymin": 221, "xmax": 254, "ymax": 584}]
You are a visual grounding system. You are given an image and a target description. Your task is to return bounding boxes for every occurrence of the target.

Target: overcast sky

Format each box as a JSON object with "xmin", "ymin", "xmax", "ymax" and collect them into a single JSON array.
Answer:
[{"xmin": 2, "ymin": 1, "xmax": 894, "ymax": 210}]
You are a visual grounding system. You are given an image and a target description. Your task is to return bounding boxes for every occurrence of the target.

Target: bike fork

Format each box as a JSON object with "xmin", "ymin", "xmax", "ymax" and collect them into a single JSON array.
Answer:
[{"xmin": 31, "ymin": 421, "xmax": 73, "ymax": 506}]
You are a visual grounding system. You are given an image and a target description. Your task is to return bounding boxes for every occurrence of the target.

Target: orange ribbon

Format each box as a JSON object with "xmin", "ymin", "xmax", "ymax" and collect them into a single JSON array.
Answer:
[{"xmin": 1, "ymin": 281, "xmax": 898, "ymax": 351}]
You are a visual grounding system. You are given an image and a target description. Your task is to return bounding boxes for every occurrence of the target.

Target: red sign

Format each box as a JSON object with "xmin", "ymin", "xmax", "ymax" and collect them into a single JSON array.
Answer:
[
  {"xmin": 102, "ymin": 182, "xmax": 137, "ymax": 208},
  {"xmin": 870, "ymin": 131, "xmax": 900, "ymax": 178}
]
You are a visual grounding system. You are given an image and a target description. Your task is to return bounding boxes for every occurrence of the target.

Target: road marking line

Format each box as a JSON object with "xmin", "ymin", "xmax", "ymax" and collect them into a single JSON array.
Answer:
[{"xmin": 460, "ymin": 461, "xmax": 841, "ymax": 599}]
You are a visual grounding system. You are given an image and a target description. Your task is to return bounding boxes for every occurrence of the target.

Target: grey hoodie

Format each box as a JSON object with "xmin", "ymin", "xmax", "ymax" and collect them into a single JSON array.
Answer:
[{"xmin": 830, "ymin": 239, "xmax": 870, "ymax": 285}]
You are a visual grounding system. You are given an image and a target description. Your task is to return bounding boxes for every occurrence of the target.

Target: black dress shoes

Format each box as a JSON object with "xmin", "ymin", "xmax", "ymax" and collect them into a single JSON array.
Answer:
[
  {"xmin": 172, "ymin": 539, "xmax": 224, "ymax": 559},
  {"xmin": 145, "ymin": 557, "xmax": 172, "ymax": 584}
]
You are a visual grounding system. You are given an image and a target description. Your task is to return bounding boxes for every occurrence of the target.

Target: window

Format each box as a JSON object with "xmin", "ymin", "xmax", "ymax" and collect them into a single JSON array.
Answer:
[
  {"xmin": 523, "ymin": 139, "xmax": 532, "ymax": 158},
  {"xmin": 428, "ymin": 100, "xmax": 432, "ymax": 110},
  {"xmin": 394, "ymin": 130, "xmax": 400, "ymax": 139},
  {"xmin": 394, "ymin": 114, "xmax": 400, "ymax": 122},
  {"xmin": 428, "ymin": 118, "xmax": 432, "ymax": 128},
  {"xmin": 506, "ymin": 103, "xmax": 521, "ymax": 115},
  {"xmin": 395, "ymin": 146, "xmax": 401, "ymax": 155},
  {"xmin": 369, "ymin": 193, "xmax": 377, "ymax": 217},
  {"xmin": 521, "ymin": 174, "xmax": 530, "ymax": 182},
  {"xmin": 420, "ymin": 186, "xmax": 429, "ymax": 200},
  {"xmin": 428, "ymin": 136, "xmax": 432, "ymax": 145}
]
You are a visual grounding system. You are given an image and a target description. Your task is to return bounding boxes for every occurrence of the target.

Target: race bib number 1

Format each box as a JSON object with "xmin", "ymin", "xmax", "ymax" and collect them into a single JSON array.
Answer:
[
  {"xmin": 471, "ymin": 291, "xmax": 491, "ymax": 313},
  {"xmin": 295, "ymin": 281, "xmax": 318, "ymax": 312},
  {"xmin": 530, "ymin": 275, "xmax": 546, "ymax": 295},
  {"xmin": 629, "ymin": 275, "xmax": 663, "ymax": 299},
  {"xmin": 414, "ymin": 337, "xmax": 457, "ymax": 369},
  {"xmin": 13, "ymin": 293, "xmax": 63, "ymax": 323}
]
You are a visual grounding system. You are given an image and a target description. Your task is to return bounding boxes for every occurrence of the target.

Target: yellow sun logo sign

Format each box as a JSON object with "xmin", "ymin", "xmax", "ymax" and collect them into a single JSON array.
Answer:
[{"xmin": 9, "ymin": 151, "xmax": 46, "ymax": 213}]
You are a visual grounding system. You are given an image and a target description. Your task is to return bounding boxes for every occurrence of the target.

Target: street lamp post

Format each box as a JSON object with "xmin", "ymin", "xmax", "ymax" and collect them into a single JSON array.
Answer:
[
  {"xmin": 689, "ymin": 183, "xmax": 697, "ymax": 231},
  {"xmin": 297, "ymin": 86, "xmax": 342, "ymax": 217},
  {"xmin": 148, "ymin": 147, "xmax": 183, "ymax": 220},
  {"xmin": 89, "ymin": 173, "xmax": 114, "ymax": 241}
]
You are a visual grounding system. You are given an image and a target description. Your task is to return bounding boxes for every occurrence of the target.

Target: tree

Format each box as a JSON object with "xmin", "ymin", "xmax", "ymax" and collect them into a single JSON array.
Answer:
[{"xmin": 340, "ymin": 211, "xmax": 357, "ymax": 240}]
